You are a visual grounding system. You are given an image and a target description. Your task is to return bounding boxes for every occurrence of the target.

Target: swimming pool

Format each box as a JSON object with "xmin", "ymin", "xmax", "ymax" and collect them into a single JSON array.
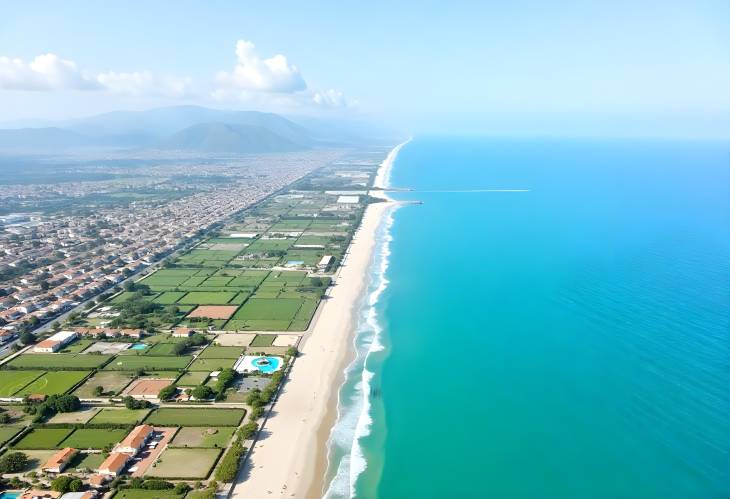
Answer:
[
  {"xmin": 0, "ymin": 492, "xmax": 21, "ymax": 499},
  {"xmin": 129, "ymin": 343, "xmax": 147, "ymax": 350},
  {"xmin": 252, "ymin": 356, "xmax": 281, "ymax": 374}
]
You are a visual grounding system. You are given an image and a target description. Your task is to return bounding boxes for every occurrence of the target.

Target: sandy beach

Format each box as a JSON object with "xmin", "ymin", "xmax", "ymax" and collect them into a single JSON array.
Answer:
[{"xmin": 229, "ymin": 149, "xmax": 400, "ymax": 499}]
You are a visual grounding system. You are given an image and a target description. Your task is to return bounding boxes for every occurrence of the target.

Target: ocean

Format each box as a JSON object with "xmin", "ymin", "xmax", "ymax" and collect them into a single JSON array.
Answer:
[{"xmin": 325, "ymin": 137, "xmax": 730, "ymax": 498}]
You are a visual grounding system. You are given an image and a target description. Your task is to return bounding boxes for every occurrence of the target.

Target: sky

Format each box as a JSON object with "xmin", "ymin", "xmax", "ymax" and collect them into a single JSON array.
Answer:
[{"xmin": 1, "ymin": 0, "xmax": 729, "ymax": 137}]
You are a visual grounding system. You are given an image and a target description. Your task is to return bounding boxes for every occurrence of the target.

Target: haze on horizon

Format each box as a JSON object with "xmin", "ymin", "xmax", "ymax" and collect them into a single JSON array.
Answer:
[{"xmin": 1, "ymin": 0, "xmax": 729, "ymax": 138}]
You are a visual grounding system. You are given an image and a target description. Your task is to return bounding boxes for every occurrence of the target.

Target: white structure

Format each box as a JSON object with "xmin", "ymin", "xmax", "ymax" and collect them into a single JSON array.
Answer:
[
  {"xmin": 318, "ymin": 255, "xmax": 334, "ymax": 271},
  {"xmin": 33, "ymin": 330, "xmax": 78, "ymax": 353},
  {"xmin": 229, "ymin": 233, "xmax": 258, "ymax": 238},
  {"xmin": 337, "ymin": 195, "xmax": 360, "ymax": 204}
]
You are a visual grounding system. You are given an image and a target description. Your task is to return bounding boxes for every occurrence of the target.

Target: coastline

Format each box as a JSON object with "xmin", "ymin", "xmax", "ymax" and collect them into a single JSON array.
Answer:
[{"xmin": 229, "ymin": 144, "xmax": 403, "ymax": 499}]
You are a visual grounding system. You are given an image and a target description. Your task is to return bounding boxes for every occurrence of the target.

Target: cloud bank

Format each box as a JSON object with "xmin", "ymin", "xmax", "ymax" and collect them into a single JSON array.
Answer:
[{"xmin": 0, "ymin": 40, "xmax": 351, "ymax": 112}]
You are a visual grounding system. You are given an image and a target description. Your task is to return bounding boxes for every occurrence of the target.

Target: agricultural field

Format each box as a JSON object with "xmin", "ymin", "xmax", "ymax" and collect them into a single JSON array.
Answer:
[
  {"xmin": 199, "ymin": 346, "xmax": 244, "ymax": 359},
  {"xmin": 146, "ymin": 447, "xmax": 222, "ymax": 479},
  {"xmin": 89, "ymin": 408, "xmax": 150, "ymax": 425},
  {"xmin": 74, "ymin": 371, "xmax": 135, "ymax": 397},
  {"xmin": 0, "ymin": 370, "xmax": 45, "ymax": 397},
  {"xmin": 176, "ymin": 371, "xmax": 209, "ymax": 386},
  {"xmin": 187, "ymin": 357, "xmax": 236, "ymax": 372},
  {"xmin": 104, "ymin": 355, "xmax": 192, "ymax": 371},
  {"xmin": 18, "ymin": 370, "xmax": 90, "ymax": 396},
  {"xmin": 145, "ymin": 408, "xmax": 245, "ymax": 426},
  {"xmin": 60, "ymin": 428, "xmax": 129, "ymax": 449},
  {"xmin": 170, "ymin": 426, "xmax": 235, "ymax": 448},
  {"xmin": 0, "ymin": 426, "xmax": 22, "ymax": 446},
  {"xmin": 6, "ymin": 353, "xmax": 111, "ymax": 369},
  {"xmin": 13, "ymin": 428, "xmax": 74, "ymax": 449}
]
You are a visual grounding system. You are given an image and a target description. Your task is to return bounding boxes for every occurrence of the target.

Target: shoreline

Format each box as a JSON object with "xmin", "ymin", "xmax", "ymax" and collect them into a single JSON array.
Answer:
[{"xmin": 229, "ymin": 145, "xmax": 403, "ymax": 499}]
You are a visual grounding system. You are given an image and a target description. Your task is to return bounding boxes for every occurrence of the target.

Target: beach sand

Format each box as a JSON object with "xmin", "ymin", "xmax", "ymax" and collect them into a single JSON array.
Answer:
[{"xmin": 229, "ymin": 151, "xmax": 400, "ymax": 499}]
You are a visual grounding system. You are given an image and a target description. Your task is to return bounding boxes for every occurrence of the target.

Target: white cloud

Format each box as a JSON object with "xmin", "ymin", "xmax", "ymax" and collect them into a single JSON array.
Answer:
[
  {"xmin": 0, "ymin": 53, "xmax": 191, "ymax": 98},
  {"xmin": 0, "ymin": 53, "xmax": 101, "ymax": 91},
  {"xmin": 312, "ymin": 89, "xmax": 349, "ymax": 109},
  {"xmin": 97, "ymin": 71, "xmax": 193, "ymax": 97},
  {"xmin": 216, "ymin": 40, "xmax": 306, "ymax": 93}
]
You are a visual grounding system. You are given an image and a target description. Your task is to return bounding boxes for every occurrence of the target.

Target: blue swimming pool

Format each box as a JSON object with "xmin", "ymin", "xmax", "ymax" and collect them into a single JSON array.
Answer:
[
  {"xmin": 0, "ymin": 492, "xmax": 21, "ymax": 499},
  {"xmin": 130, "ymin": 343, "xmax": 147, "ymax": 350},
  {"xmin": 253, "ymin": 356, "xmax": 281, "ymax": 374}
]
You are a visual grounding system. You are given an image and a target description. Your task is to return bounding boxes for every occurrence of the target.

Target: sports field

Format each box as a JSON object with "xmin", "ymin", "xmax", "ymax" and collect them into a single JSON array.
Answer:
[
  {"xmin": 89, "ymin": 408, "xmax": 150, "ymax": 425},
  {"xmin": 145, "ymin": 447, "xmax": 221, "ymax": 478},
  {"xmin": 144, "ymin": 408, "xmax": 245, "ymax": 426},
  {"xmin": 179, "ymin": 291, "xmax": 237, "ymax": 305},
  {"xmin": 176, "ymin": 371, "xmax": 209, "ymax": 386},
  {"xmin": 13, "ymin": 428, "xmax": 74, "ymax": 449},
  {"xmin": 199, "ymin": 346, "xmax": 244, "ymax": 359},
  {"xmin": 187, "ymin": 357, "xmax": 235, "ymax": 372},
  {"xmin": 60, "ymin": 428, "xmax": 129, "ymax": 449},
  {"xmin": 170, "ymin": 426, "xmax": 235, "ymax": 448},
  {"xmin": 18, "ymin": 370, "xmax": 90, "ymax": 396},
  {"xmin": 112, "ymin": 490, "xmax": 183, "ymax": 499},
  {"xmin": 0, "ymin": 370, "xmax": 45, "ymax": 396},
  {"xmin": 103, "ymin": 355, "xmax": 191, "ymax": 371},
  {"xmin": 6, "ymin": 354, "xmax": 111, "ymax": 369}
]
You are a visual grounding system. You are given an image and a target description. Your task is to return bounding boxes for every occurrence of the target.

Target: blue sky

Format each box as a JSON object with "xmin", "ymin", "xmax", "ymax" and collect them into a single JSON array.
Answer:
[{"xmin": 1, "ymin": 0, "xmax": 728, "ymax": 137}]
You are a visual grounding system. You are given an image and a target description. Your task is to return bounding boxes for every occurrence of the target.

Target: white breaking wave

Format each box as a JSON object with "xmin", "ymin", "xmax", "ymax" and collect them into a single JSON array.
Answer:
[{"xmin": 373, "ymin": 138, "xmax": 411, "ymax": 189}]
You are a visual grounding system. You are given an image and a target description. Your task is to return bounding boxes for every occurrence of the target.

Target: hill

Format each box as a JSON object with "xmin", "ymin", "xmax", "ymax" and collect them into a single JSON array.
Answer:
[
  {"xmin": 0, "ymin": 127, "xmax": 94, "ymax": 151},
  {"xmin": 156, "ymin": 122, "xmax": 305, "ymax": 153}
]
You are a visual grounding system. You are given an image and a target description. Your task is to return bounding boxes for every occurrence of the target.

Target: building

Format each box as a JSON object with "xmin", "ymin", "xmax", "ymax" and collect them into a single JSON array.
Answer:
[
  {"xmin": 88, "ymin": 474, "xmax": 108, "ymax": 489},
  {"xmin": 172, "ymin": 327, "xmax": 194, "ymax": 338},
  {"xmin": 317, "ymin": 255, "xmax": 334, "ymax": 271},
  {"xmin": 97, "ymin": 452, "xmax": 129, "ymax": 476},
  {"xmin": 33, "ymin": 330, "xmax": 78, "ymax": 353},
  {"xmin": 115, "ymin": 424, "xmax": 153, "ymax": 454},
  {"xmin": 41, "ymin": 447, "xmax": 77, "ymax": 473},
  {"xmin": 60, "ymin": 492, "xmax": 97, "ymax": 499}
]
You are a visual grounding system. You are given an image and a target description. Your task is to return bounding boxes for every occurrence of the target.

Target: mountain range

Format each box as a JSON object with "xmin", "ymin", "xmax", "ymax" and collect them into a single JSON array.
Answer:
[{"xmin": 0, "ymin": 106, "xmax": 401, "ymax": 154}]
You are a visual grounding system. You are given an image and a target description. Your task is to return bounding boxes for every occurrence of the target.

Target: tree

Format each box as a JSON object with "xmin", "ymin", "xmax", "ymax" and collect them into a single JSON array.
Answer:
[
  {"xmin": 69, "ymin": 479, "xmax": 83, "ymax": 492},
  {"xmin": 54, "ymin": 394, "xmax": 81, "ymax": 413},
  {"xmin": 172, "ymin": 342, "xmax": 188, "ymax": 356},
  {"xmin": 93, "ymin": 386, "xmax": 104, "ymax": 396},
  {"xmin": 191, "ymin": 385, "xmax": 214, "ymax": 400},
  {"xmin": 158, "ymin": 384, "xmax": 177, "ymax": 401},
  {"xmin": 173, "ymin": 483, "xmax": 191, "ymax": 495},
  {"xmin": 19, "ymin": 332, "xmax": 35, "ymax": 346},
  {"xmin": 51, "ymin": 475, "xmax": 74, "ymax": 493},
  {"xmin": 0, "ymin": 452, "xmax": 28, "ymax": 473}
]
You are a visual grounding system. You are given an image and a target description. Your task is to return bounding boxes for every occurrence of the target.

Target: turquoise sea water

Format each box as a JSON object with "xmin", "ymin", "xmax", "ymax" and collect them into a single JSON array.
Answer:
[{"xmin": 329, "ymin": 137, "xmax": 730, "ymax": 499}]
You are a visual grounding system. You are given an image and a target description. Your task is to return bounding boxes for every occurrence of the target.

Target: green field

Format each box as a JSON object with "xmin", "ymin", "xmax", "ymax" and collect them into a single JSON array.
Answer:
[
  {"xmin": 6, "ymin": 354, "xmax": 111, "ymax": 369},
  {"xmin": 18, "ymin": 370, "xmax": 90, "ymax": 396},
  {"xmin": 68, "ymin": 452, "xmax": 105, "ymax": 471},
  {"xmin": 223, "ymin": 319, "xmax": 292, "ymax": 331},
  {"xmin": 58, "ymin": 339, "xmax": 95, "ymax": 353},
  {"xmin": 179, "ymin": 291, "xmax": 237, "ymax": 305},
  {"xmin": 13, "ymin": 428, "xmax": 74, "ymax": 449},
  {"xmin": 187, "ymin": 357, "xmax": 235, "ymax": 372},
  {"xmin": 60, "ymin": 428, "xmax": 129, "ymax": 449},
  {"xmin": 104, "ymin": 355, "xmax": 192, "ymax": 371},
  {"xmin": 144, "ymin": 408, "xmax": 245, "ymax": 426},
  {"xmin": 232, "ymin": 298, "xmax": 302, "ymax": 321},
  {"xmin": 89, "ymin": 408, "xmax": 150, "ymax": 425},
  {"xmin": 199, "ymin": 346, "xmax": 244, "ymax": 359},
  {"xmin": 176, "ymin": 371, "xmax": 209, "ymax": 386},
  {"xmin": 145, "ymin": 447, "xmax": 221, "ymax": 478},
  {"xmin": 250, "ymin": 334, "xmax": 276, "ymax": 347},
  {"xmin": 153, "ymin": 291, "xmax": 187, "ymax": 304},
  {"xmin": 170, "ymin": 426, "xmax": 235, "ymax": 448},
  {"xmin": 0, "ymin": 426, "xmax": 23, "ymax": 446},
  {"xmin": 0, "ymin": 370, "xmax": 45, "ymax": 396}
]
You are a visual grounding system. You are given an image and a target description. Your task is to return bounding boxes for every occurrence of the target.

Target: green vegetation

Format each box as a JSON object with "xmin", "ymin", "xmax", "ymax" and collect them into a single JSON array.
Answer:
[
  {"xmin": 215, "ymin": 441, "xmax": 244, "ymax": 482},
  {"xmin": 6, "ymin": 354, "xmax": 110, "ymax": 369},
  {"xmin": 0, "ymin": 370, "xmax": 45, "ymax": 397},
  {"xmin": 0, "ymin": 451, "xmax": 28, "ymax": 473},
  {"xmin": 18, "ymin": 371, "xmax": 89, "ymax": 396},
  {"xmin": 104, "ymin": 355, "xmax": 191, "ymax": 371},
  {"xmin": 13, "ymin": 428, "xmax": 74, "ymax": 449},
  {"xmin": 171, "ymin": 426, "xmax": 235, "ymax": 448},
  {"xmin": 90, "ymin": 407, "xmax": 150, "ymax": 424},
  {"xmin": 60, "ymin": 428, "xmax": 128, "ymax": 449},
  {"xmin": 145, "ymin": 408, "xmax": 245, "ymax": 426},
  {"xmin": 146, "ymin": 447, "xmax": 221, "ymax": 479}
]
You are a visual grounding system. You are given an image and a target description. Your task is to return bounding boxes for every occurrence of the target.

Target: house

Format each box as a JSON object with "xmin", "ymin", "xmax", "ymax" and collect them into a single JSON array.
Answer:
[
  {"xmin": 115, "ymin": 424, "xmax": 153, "ymax": 455},
  {"xmin": 172, "ymin": 327, "xmax": 194, "ymax": 338},
  {"xmin": 19, "ymin": 491, "xmax": 61, "ymax": 499},
  {"xmin": 120, "ymin": 328, "xmax": 145, "ymax": 339},
  {"xmin": 88, "ymin": 474, "xmax": 108, "ymax": 489},
  {"xmin": 97, "ymin": 452, "xmax": 129, "ymax": 476},
  {"xmin": 33, "ymin": 330, "xmax": 78, "ymax": 353},
  {"xmin": 41, "ymin": 447, "xmax": 77, "ymax": 473}
]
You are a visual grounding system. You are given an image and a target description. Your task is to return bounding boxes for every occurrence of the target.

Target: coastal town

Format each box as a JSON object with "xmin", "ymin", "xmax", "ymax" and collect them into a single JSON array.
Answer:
[{"xmin": 0, "ymin": 145, "xmax": 391, "ymax": 499}]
